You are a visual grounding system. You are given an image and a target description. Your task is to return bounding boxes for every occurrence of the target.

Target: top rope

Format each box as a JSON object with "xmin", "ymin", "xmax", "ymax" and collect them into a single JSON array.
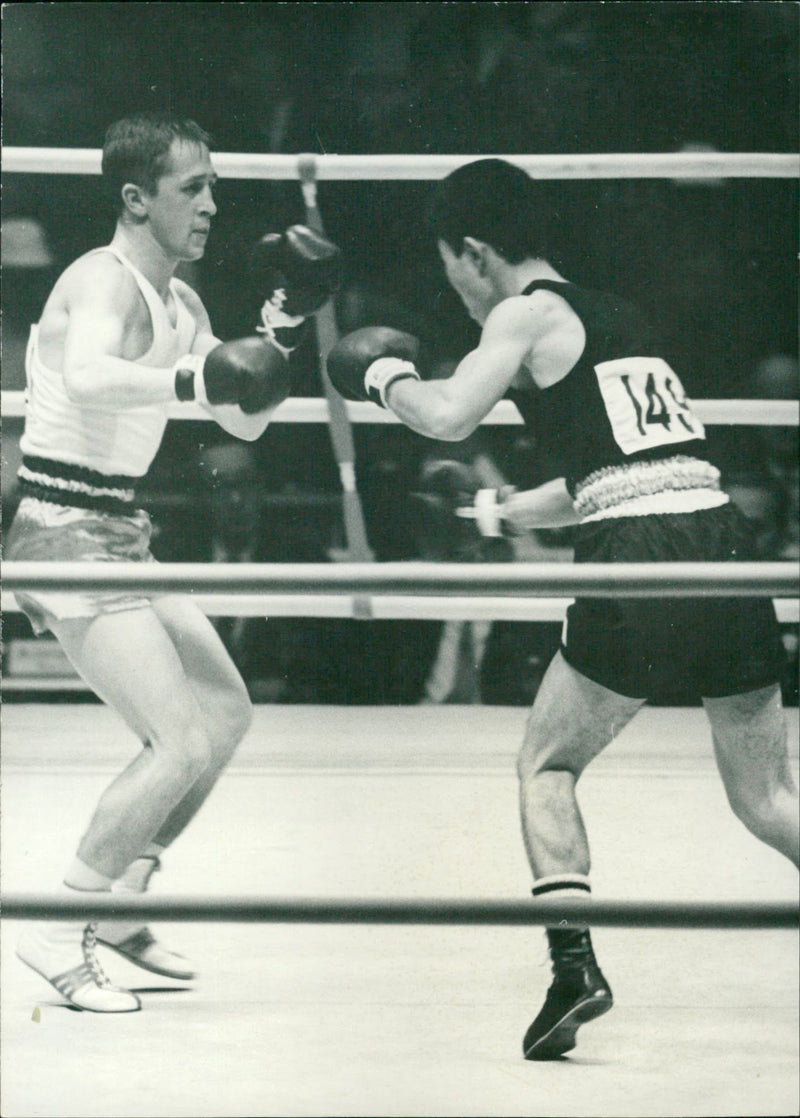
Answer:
[{"xmin": 2, "ymin": 150, "xmax": 798, "ymax": 180}]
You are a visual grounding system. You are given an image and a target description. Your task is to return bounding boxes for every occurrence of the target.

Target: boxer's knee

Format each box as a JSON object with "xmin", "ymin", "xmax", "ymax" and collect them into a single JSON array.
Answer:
[
  {"xmin": 144, "ymin": 698, "xmax": 216, "ymax": 784},
  {"xmin": 205, "ymin": 677, "xmax": 253, "ymax": 765}
]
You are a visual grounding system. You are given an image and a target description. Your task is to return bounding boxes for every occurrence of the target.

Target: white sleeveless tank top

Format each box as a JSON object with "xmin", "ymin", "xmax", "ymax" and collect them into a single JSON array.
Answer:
[{"xmin": 19, "ymin": 246, "xmax": 197, "ymax": 481}]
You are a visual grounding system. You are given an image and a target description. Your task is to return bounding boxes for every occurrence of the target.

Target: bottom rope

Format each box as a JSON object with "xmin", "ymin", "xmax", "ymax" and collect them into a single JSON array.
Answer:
[{"xmin": 1, "ymin": 895, "xmax": 796, "ymax": 929}]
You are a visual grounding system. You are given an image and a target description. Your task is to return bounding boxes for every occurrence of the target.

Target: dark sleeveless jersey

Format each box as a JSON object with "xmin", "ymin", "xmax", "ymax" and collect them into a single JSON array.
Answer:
[{"xmin": 505, "ymin": 280, "xmax": 708, "ymax": 494}]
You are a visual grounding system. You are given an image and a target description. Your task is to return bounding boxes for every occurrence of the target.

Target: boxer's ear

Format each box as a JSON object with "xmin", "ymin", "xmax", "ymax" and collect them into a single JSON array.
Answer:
[
  {"xmin": 462, "ymin": 237, "xmax": 489, "ymax": 275},
  {"xmin": 121, "ymin": 182, "xmax": 148, "ymax": 219}
]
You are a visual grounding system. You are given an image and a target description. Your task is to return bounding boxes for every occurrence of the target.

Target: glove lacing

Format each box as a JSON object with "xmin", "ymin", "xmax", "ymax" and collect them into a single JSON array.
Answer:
[{"xmin": 256, "ymin": 293, "xmax": 305, "ymax": 358}]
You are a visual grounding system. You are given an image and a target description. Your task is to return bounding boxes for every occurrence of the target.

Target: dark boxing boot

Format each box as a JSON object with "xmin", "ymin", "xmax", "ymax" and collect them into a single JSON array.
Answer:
[{"xmin": 523, "ymin": 929, "xmax": 613, "ymax": 1060}]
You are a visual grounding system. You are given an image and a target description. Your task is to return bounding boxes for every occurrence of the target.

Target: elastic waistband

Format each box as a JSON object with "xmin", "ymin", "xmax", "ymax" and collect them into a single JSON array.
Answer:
[
  {"xmin": 18, "ymin": 455, "xmax": 139, "ymax": 515},
  {"xmin": 574, "ymin": 456, "xmax": 725, "ymax": 522}
]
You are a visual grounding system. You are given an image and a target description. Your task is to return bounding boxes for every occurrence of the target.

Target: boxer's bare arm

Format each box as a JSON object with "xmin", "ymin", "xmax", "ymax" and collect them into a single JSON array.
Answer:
[
  {"xmin": 502, "ymin": 480, "xmax": 580, "ymax": 529},
  {"xmin": 386, "ymin": 293, "xmax": 582, "ymax": 441},
  {"xmin": 385, "ymin": 300, "xmax": 535, "ymax": 440},
  {"xmin": 49, "ymin": 254, "xmax": 181, "ymax": 407}
]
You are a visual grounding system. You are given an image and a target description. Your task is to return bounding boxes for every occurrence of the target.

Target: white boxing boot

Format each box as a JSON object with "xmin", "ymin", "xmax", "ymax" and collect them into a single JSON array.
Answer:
[
  {"xmin": 17, "ymin": 921, "xmax": 141, "ymax": 1013},
  {"xmin": 95, "ymin": 856, "xmax": 195, "ymax": 981}
]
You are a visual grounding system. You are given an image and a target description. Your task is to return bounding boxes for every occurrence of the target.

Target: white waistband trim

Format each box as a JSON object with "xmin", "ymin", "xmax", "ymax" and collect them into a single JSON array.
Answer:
[
  {"xmin": 18, "ymin": 464, "xmax": 136, "ymax": 502},
  {"xmin": 580, "ymin": 488, "xmax": 729, "ymax": 522}
]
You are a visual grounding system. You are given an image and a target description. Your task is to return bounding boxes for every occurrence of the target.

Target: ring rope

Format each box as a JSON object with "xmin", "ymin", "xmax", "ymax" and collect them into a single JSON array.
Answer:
[
  {"xmin": 4, "ymin": 561, "xmax": 798, "ymax": 597},
  {"xmin": 2, "ymin": 148, "xmax": 798, "ymax": 180},
  {"xmin": 2, "ymin": 395, "xmax": 796, "ymax": 426},
  {"xmin": 2, "ymin": 592, "xmax": 797, "ymax": 623},
  {"xmin": 0, "ymin": 893, "xmax": 795, "ymax": 929}
]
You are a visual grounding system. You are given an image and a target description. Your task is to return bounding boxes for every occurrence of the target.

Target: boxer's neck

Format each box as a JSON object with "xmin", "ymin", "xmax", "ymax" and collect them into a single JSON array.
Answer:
[
  {"xmin": 111, "ymin": 224, "xmax": 178, "ymax": 300},
  {"xmin": 504, "ymin": 258, "xmax": 567, "ymax": 298}
]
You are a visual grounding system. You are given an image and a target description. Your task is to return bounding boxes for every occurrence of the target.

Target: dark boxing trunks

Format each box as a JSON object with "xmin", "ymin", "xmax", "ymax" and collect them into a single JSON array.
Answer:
[{"xmin": 561, "ymin": 502, "xmax": 783, "ymax": 701}]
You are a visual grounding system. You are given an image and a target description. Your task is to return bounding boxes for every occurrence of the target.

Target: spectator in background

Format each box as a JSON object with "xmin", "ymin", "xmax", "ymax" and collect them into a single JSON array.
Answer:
[
  {"xmin": 741, "ymin": 355, "xmax": 800, "ymax": 707},
  {"xmin": 1, "ymin": 219, "xmax": 58, "ymax": 525},
  {"xmin": 725, "ymin": 467, "xmax": 790, "ymax": 562},
  {"xmin": 196, "ymin": 440, "xmax": 309, "ymax": 703},
  {"xmin": 1, "ymin": 218, "xmax": 57, "ymax": 391},
  {"xmin": 750, "ymin": 355, "xmax": 800, "ymax": 561},
  {"xmin": 413, "ymin": 445, "xmax": 510, "ymax": 706}
]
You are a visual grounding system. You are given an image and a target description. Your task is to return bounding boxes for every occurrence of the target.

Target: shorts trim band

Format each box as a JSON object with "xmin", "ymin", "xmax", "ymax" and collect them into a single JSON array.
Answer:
[
  {"xmin": 574, "ymin": 456, "xmax": 723, "ymax": 521},
  {"xmin": 18, "ymin": 455, "xmax": 138, "ymax": 515}
]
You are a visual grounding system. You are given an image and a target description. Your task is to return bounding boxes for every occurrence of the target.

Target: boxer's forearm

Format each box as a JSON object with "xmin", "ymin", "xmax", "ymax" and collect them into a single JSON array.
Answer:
[
  {"xmin": 385, "ymin": 375, "xmax": 488, "ymax": 441},
  {"xmin": 502, "ymin": 479, "xmax": 580, "ymax": 529}
]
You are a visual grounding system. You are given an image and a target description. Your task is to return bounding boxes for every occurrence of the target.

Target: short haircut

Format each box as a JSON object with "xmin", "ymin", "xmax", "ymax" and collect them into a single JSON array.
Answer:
[
  {"xmin": 428, "ymin": 158, "xmax": 552, "ymax": 263},
  {"xmin": 101, "ymin": 112, "xmax": 212, "ymax": 213}
]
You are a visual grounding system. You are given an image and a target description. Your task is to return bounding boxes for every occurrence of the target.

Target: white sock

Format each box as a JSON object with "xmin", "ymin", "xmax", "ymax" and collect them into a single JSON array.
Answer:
[
  {"xmin": 100, "ymin": 846, "xmax": 166, "ymax": 944},
  {"xmin": 532, "ymin": 873, "xmax": 591, "ymax": 901},
  {"xmin": 23, "ymin": 881, "xmax": 109, "ymax": 957},
  {"xmin": 113, "ymin": 853, "xmax": 162, "ymax": 896},
  {"xmin": 63, "ymin": 857, "xmax": 114, "ymax": 893},
  {"xmin": 532, "ymin": 873, "xmax": 592, "ymax": 935}
]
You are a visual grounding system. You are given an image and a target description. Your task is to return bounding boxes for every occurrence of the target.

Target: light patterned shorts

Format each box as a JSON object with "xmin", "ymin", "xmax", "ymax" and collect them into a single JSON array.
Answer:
[{"xmin": 5, "ymin": 497, "xmax": 158, "ymax": 635}]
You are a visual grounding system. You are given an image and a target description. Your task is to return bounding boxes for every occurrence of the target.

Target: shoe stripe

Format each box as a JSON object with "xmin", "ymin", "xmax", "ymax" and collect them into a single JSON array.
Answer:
[
  {"xmin": 50, "ymin": 963, "xmax": 96, "ymax": 999},
  {"xmin": 111, "ymin": 928, "xmax": 157, "ymax": 954}
]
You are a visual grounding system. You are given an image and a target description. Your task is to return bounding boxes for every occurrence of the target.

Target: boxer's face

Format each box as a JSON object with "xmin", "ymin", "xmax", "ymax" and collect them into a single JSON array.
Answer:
[
  {"xmin": 438, "ymin": 238, "xmax": 493, "ymax": 325},
  {"xmin": 142, "ymin": 139, "xmax": 218, "ymax": 262}
]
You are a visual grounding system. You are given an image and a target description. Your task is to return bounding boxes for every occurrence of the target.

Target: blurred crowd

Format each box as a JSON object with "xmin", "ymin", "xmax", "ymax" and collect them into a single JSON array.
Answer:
[{"xmin": 2, "ymin": 3, "xmax": 798, "ymax": 704}]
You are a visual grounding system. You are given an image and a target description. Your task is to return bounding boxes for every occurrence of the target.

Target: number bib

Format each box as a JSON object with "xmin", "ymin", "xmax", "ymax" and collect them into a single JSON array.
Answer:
[{"xmin": 594, "ymin": 357, "xmax": 705, "ymax": 455}]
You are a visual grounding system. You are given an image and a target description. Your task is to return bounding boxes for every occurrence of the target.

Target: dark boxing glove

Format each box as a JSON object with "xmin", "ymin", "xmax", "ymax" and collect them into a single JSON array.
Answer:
[
  {"xmin": 327, "ymin": 327, "xmax": 421, "ymax": 407},
  {"xmin": 410, "ymin": 459, "xmax": 516, "ymax": 562},
  {"xmin": 174, "ymin": 337, "xmax": 291, "ymax": 415},
  {"xmin": 252, "ymin": 225, "xmax": 343, "ymax": 356}
]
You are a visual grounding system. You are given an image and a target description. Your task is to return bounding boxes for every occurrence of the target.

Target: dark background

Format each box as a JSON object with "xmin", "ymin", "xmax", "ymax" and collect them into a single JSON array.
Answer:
[{"xmin": 2, "ymin": 2, "xmax": 798, "ymax": 703}]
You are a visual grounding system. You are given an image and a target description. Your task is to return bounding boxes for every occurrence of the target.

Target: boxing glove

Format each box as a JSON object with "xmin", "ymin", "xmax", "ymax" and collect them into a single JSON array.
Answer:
[
  {"xmin": 410, "ymin": 459, "xmax": 515, "ymax": 562},
  {"xmin": 419, "ymin": 460, "xmax": 520, "ymax": 535},
  {"xmin": 327, "ymin": 326, "xmax": 421, "ymax": 407},
  {"xmin": 252, "ymin": 225, "xmax": 343, "ymax": 355},
  {"xmin": 174, "ymin": 337, "xmax": 291, "ymax": 415}
]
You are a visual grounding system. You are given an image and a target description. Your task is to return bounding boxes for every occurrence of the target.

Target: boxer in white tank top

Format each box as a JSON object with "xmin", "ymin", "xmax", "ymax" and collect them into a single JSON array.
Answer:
[
  {"xmin": 20, "ymin": 244, "xmax": 196, "ymax": 486},
  {"xmin": 9, "ymin": 113, "xmax": 278, "ymax": 1013}
]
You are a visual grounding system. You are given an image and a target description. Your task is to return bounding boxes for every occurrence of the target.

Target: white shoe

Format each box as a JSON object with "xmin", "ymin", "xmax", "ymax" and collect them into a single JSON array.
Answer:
[
  {"xmin": 17, "ymin": 923, "xmax": 141, "ymax": 1013},
  {"xmin": 95, "ymin": 926, "xmax": 195, "ymax": 981},
  {"xmin": 95, "ymin": 856, "xmax": 195, "ymax": 981}
]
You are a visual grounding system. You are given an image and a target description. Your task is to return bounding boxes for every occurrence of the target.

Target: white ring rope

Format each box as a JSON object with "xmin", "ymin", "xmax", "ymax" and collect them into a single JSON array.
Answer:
[
  {"xmin": 1, "ymin": 394, "xmax": 797, "ymax": 426},
  {"xmin": 4, "ymin": 560, "xmax": 797, "ymax": 597},
  {"xmin": 2, "ymin": 148, "xmax": 798, "ymax": 180},
  {"xmin": 2, "ymin": 591, "xmax": 797, "ymax": 623}
]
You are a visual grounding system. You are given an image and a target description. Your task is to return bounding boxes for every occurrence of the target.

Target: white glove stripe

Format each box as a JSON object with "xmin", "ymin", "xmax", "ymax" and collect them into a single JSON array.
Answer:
[
  {"xmin": 364, "ymin": 357, "xmax": 420, "ymax": 407},
  {"xmin": 474, "ymin": 488, "xmax": 503, "ymax": 537}
]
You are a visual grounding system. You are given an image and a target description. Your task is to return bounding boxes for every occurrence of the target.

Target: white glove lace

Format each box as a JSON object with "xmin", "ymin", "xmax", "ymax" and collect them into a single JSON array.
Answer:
[{"xmin": 255, "ymin": 292, "xmax": 306, "ymax": 359}]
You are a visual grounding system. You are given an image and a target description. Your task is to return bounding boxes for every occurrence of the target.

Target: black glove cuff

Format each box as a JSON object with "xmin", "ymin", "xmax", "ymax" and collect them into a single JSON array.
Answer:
[{"xmin": 174, "ymin": 367, "xmax": 196, "ymax": 402}]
